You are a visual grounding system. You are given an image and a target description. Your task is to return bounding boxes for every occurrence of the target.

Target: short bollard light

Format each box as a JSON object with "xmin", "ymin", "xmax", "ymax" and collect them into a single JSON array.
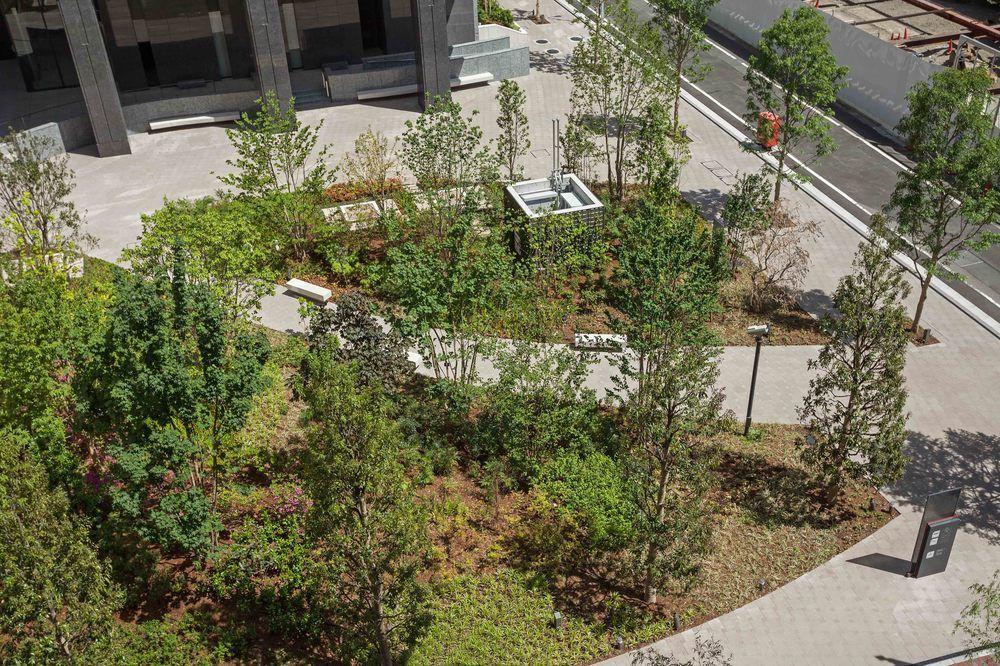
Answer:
[
  {"xmin": 553, "ymin": 610, "xmax": 563, "ymax": 630},
  {"xmin": 615, "ymin": 635, "xmax": 625, "ymax": 650},
  {"xmin": 744, "ymin": 323, "xmax": 771, "ymax": 436},
  {"xmin": 672, "ymin": 611, "xmax": 681, "ymax": 631},
  {"xmin": 758, "ymin": 578, "xmax": 767, "ymax": 594}
]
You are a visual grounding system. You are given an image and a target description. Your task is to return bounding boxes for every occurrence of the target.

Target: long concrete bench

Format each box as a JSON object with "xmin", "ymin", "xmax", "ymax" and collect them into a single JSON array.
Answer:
[
  {"xmin": 356, "ymin": 72, "xmax": 493, "ymax": 101},
  {"xmin": 574, "ymin": 332, "xmax": 627, "ymax": 351},
  {"xmin": 148, "ymin": 111, "xmax": 241, "ymax": 132},
  {"xmin": 285, "ymin": 278, "xmax": 332, "ymax": 303}
]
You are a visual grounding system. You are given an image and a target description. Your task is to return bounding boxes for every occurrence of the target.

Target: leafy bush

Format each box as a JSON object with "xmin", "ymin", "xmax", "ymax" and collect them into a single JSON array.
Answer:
[
  {"xmin": 211, "ymin": 484, "xmax": 322, "ymax": 638},
  {"xmin": 472, "ymin": 346, "xmax": 603, "ymax": 486},
  {"xmin": 410, "ymin": 570, "xmax": 605, "ymax": 665},
  {"xmin": 538, "ymin": 452, "xmax": 638, "ymax": 555},
  {"xmin": 478, "ymin": 0, "xmax": 516, "ymax": 29},
  {"xmin": 82, "ymin": 615, "xmax": 221, "ymax": 665}
]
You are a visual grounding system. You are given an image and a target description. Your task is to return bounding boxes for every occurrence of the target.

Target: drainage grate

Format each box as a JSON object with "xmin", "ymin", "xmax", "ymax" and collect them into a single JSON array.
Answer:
[
  {"xmin": 546, "ymin": 48, "xmax": 560, "ymax": 54},
  {"xmin": 570, "ymin": 35, "xmax": 583, "ymax": 42},
  {"xmin": 535, "ymin": 39, "xmax": 549, "ymax": 44}
]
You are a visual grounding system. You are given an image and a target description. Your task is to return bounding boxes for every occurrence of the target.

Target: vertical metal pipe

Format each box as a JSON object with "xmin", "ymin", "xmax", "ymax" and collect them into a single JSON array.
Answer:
[{"xmin": 744, "ymin": 336, "xmax": 763, "ymax": 436}]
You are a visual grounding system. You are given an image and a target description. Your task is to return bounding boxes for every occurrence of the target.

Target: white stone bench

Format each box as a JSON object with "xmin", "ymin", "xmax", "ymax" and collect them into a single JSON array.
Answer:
[
  {"xmin": 148, "ymin": 111, "xmax": 241, "ymax": 132},
  {"xmin": 574, "ymin": 333, "xmax": 626, "ymax": 351},
  {"xmin": 285, "ymin": 278, "xmax": 332, "ymax": 303},
  {"xmin": 357, "ymin": 72, "xmax": 493, "ymax": 101}
]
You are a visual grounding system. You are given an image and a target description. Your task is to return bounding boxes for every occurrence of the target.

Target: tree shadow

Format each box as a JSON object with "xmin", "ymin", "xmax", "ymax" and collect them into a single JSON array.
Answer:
[
  {"xmin": 682, "ymin": 187, "xmax": 727, "ymax": 224},
  {"xmin": 714, "ymin": 448, "xmax": 845, "ymax": 529},
  {"xmin": 529, "ymin": 49, "xmax": 570, "ymax": 75},
  {"xmin": 797, "ymin": 288, "xmax": 836, "ymax": 320},
  {"xmin": 847, "ymin": 552, "xmax": 911, "ymax": 577},
  {"xmin": 892, "ymin": 429, "xmax": 1000, "ymax": 546}
]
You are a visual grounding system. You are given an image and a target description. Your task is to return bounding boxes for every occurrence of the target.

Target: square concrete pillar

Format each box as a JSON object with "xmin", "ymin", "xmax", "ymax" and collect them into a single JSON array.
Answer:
[
  {"xmin": 246, "ymin": 0, "xmax": 293, "ymax": 103},
  {"xmin": 58, "ymin": 0, "xmax": 130, "ymax": 156},
  {"xmin": 412, "ymin": 0, "xmax": 451, "ymax": 109}
]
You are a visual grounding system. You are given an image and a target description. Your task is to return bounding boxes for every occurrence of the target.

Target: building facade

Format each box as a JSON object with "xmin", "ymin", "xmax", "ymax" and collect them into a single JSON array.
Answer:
[{"xmin": 1, "ymin": 0, "xmax": 481, "ymax": 156}]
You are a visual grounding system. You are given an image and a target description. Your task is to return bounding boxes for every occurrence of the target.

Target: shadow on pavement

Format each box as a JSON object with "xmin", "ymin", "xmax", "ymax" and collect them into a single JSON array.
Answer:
[
  {"xmin": 847, "ymin": 552, "xmax": 911, "ymax": 577},
  {"xmin": 893, "ymin": 429, "xmax": 999, "ymax": 546},
  {"xmin": 682, "ymin": 187, "xmax": 727, "ymax": 224}
]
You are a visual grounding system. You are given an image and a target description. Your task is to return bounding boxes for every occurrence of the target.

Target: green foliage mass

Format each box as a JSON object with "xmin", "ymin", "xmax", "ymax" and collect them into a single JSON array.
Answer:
[
  {"xmin": 537, "ymin": 452, "xmax": 640, "ymax": 555},
  {"xmin": 0, "ymin": 428, "xmax": 123, "ymax": 662},
  {"xmin": 76, "ymin": 249, "xmax": 270, "ymax": 554},
  {"xmin": 124, "ymin": 196, "xmax": 279, "ymax": 321},
  {"xmin": 410, "ymin": 570, "xmax": 605, "ymax": 666}
]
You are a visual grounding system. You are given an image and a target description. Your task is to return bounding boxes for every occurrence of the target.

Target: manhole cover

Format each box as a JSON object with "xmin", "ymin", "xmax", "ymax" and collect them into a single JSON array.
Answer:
[
  {"xmin": 535, "ymin": 39, "xmax": 549, "ymax": 44},
  {"xmin": 570, "ymin": 35, "xmax": 583, "ymax": 42},
  {"xmin": 546, "ymin": 48, "xmax": 560, "ymax": 54}
]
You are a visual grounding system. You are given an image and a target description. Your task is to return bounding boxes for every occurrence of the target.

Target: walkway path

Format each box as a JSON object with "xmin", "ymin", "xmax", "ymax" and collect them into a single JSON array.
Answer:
[{"xmin": 63, "ymin": 1, "xmax": 999, "ymax": 661}]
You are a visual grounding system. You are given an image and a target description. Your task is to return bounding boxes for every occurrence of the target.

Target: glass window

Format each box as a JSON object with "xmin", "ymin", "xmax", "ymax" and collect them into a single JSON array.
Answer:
[
  {"xmin": 96, "ymin": 0, "xmax": 254, "ymax": 91},
  {"xmin": 2, "ymin": 0, "xmax": 78, "ymax": 91}
]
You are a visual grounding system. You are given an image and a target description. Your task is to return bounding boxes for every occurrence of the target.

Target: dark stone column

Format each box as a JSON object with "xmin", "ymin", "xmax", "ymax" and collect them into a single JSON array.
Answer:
[
  {"xmin": 411, "ymin": 0, "xmax": 450, "ymax": 109},
  {"xmin": 246, "ymin": 0, "xmax": 293, "ymax": 103},
  {"xmin": 58, "ymin": 0, "xmax": 130, "ymax": 157}
]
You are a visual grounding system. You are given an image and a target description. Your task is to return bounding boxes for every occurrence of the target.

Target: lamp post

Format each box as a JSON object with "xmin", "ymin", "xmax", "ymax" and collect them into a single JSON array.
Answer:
[{"xmin": 744, "ymin": 324, "xmax": 770, "ymax": 436}]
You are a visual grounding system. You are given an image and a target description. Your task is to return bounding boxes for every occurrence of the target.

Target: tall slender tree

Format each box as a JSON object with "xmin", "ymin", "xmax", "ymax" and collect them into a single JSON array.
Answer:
[
  {"xmin": 610, "ymin": 203, "xmax": 726, "ymax": 603},
  {"xmin": 220, "ymin": 92, "xmax": 334, "ymax": 261},
  {"xmin": 0, "ymin": 130, "xmax": 84, "ymax": 254},
  {"xmin": 744, "ymin": 7, "xmax": 848, "ymax": 202},
  {"xmin": 569, "ymin": 0, "xmax": 666, "ymax": 203},
  {"xmin": 883, "ymin": 67, "xmax": 1000, "ymax": 333},
  {"xmin": 651, "ymin": 0, "xmax": 719, "ymax": 135},
  {"xmin": 495, "ymin": 79, "xmax": 531, "ymax": 182},
  {"xmin": 798, "ymin": 226, "xmax": 910, "ymax": 503},
  {"xmin": 299, "ymin": 357, "xmax": 428, "ymax": 666}
]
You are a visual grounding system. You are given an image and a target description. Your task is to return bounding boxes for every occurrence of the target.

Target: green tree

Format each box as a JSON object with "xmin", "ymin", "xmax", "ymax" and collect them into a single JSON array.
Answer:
[
  {"xmin": 220, "ymin": 91, "xmax": 334, "ymax": 261},
  {"xmin": 956, "ymin": 569, "xmax": 1000, "ymax": 661},
  {"xmin": 495, "ymin": 79, "xmax": 531, "ymax": 182},
  {"xmin": 744, "ymin": 7, "xmax": 848, "ymax": 202},
  {"xmin": 651, "ymin": 0, "xmax": 719, "ymax": 134},
  {"xmin": 77, "ymin": 250, "xmax": 270, "ymax": 552},
  {"xmin": 400, "ymin": 97, "xmax": 498, "ymax": 239},
  {"xmin": 299, "ymin": 357, "xmax": 428, "ymax": 666},
  {"xmin": 721, "ymin": 170, "xmax": 772, "ymax": 273},
  {"xmin": 798, "ymin": 229, "xmax": 910, "ymax": 503},
  {"xmin": 569, "ymin": 0, "xmax": 666, "ymax": 203},
  {"xmin": 0, "ymin": 263, "xmax": 96, "ymax": 488},
  {"xmin": 340, "ymin": 127, "xmax": 399, "ymax": 210},
  {"xmin": 377, "ymin": 214, "xmax": 521, "ymax": 386},
  {"xmin": 0, "ymin": 428, "xmax": 123, "ymax": 661},
  {"xmin": 883, "ymin": 67, "xmax": 1000, "ymax": 333},
  {"xmin": 629, "ymin": 99, "xmax": 685, "ymax": 201},
  {"xmin": 0, "ymin": 130, "xmax": 84, "ymax": 254},
  {"xmin": 123, "ymin": 196, "xmax": 279, "ymax": 321},
  {"xmin": 610, "ymin": 204, "xmax": 726, "ymax": 603}
]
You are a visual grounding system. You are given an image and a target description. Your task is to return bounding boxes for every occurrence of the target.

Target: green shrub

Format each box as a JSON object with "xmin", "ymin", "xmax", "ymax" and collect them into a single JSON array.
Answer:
[
  {"xmin": 211, "ymin": 484, "xmax": 322, "ymax": 638},
  {"xmin": 82, "ymin": 615, "xmax": 220, "ymax": 665},
  {"xmin": 410, "ymin": 570, "xmax": 605, "ymax": 665},
  {"xmin": 538, "ymin": 452, "xmax": 639, "ymax": 554},
  {"xmin": 472, "ymin": 366, "xmax": 603, "ymax": 486},
  {"xmin": 478, "ymin": 0, "xmax": 516, "ymax": 29}
]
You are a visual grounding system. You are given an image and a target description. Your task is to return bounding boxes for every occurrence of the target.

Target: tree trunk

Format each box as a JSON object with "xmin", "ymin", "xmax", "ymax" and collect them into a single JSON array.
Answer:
[
  {"xmin": 911, "ymin": 276, "xmax": 931, "ymax": 333},
  {"xmin": 773, "ymin": 151, "xmax": 785, "ymax": 203},
  {"xmin": 643, "ymin": 454, "xmax": 671, "ymax": 604}
]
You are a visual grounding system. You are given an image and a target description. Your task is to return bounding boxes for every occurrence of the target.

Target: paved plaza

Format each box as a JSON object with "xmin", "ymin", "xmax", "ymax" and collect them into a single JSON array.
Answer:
[{"xmin": 63, "ymin": 1, "xmax": 1000, "ymax": 662}]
